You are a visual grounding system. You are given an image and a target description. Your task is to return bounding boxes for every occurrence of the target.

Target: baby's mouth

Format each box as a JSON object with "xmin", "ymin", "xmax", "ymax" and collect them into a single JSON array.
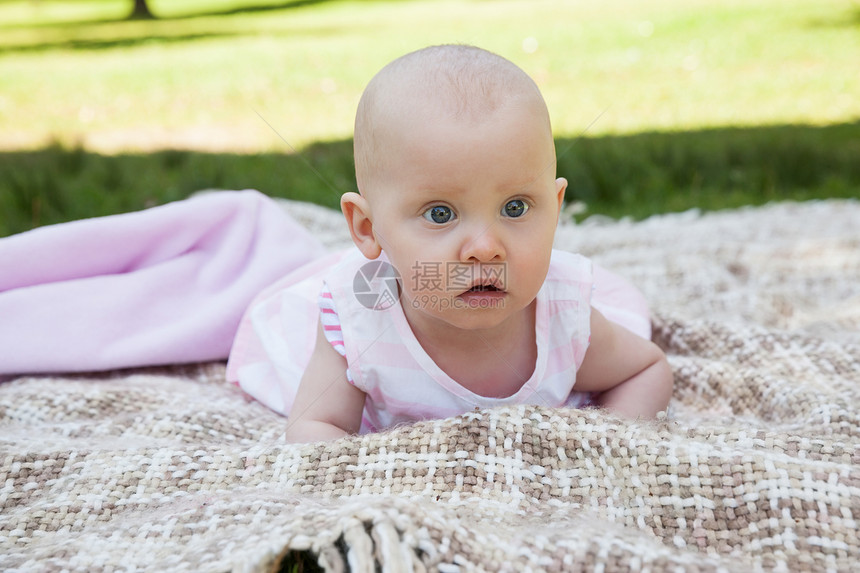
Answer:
[
  {"xmin": 460, "ymin": 281, "xmax": 505, "ymax": 296},
  {"xmin": 468, "ymin": 284, "xmax": 501, "ymax": 292}
]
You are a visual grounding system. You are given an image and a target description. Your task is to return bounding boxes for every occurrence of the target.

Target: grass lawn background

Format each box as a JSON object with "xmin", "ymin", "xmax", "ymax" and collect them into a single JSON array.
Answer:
[{"xmin": 1, "ymin": 0, "xmax": 858, "ymax": 236}]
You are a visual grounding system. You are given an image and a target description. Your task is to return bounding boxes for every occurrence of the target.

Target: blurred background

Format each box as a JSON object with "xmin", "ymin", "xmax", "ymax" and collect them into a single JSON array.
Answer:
[{"xmin": 1, "ymin": 0, "xmax": 858, "ymax": 236}]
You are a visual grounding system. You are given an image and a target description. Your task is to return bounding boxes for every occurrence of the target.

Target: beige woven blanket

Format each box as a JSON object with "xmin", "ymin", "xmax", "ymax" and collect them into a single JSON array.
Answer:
[{"xmin": 2, "ymin": 199, "xmax": 858, "ymax": 572}]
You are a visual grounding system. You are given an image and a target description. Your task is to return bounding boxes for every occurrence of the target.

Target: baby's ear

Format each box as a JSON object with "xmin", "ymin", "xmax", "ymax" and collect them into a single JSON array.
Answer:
[
  {"xmin": 341, "ymin": 192, "xmax": 382, "ymax": 259},
  {"xmin": 555, "ymin": 177, "xmax": 568, "ymax": 213}
]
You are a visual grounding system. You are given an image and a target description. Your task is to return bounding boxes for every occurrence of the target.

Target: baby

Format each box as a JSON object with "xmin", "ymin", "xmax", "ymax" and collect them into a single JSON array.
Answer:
[{"xmin": 227, "ymin": 45, "xmax": 673, "ymax": 442}]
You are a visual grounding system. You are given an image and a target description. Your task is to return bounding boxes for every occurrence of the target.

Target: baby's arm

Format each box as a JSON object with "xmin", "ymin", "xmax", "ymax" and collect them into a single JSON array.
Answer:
[
  {"xmin": 283, "ymin": 319, "xmax": 366, "ymax": 443},
  {"xmin": 575, "ymin": 307, "xmax": 673, "ymax": 419}
]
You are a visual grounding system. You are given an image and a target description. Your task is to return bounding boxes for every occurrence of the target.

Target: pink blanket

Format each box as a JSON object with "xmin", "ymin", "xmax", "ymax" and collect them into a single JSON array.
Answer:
[{"xmin": 0, "ymin": 190, "xmax": 324, "ymax": 375}]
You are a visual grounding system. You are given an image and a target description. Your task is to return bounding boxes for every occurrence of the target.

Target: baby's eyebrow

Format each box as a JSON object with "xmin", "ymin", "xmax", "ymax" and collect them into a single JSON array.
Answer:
[
  {"xmin": 500, "ymin": 184, "xmax": 539, "ymax": 198},
  {"xmin": 408, "ymin": 186, "xmax": 461, "ymax": 201}
]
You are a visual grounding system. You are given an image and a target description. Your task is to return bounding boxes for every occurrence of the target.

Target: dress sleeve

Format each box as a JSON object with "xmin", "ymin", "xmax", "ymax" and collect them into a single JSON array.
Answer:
[{"xmin": 318, "ymin": 282, "xmax": 354, "ymax": 384}]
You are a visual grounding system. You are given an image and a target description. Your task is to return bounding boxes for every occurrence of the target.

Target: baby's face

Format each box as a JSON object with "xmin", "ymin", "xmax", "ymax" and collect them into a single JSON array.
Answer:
[{"xmin": 364, "ymin": 97, "xmax": 565, "ymax": 335}]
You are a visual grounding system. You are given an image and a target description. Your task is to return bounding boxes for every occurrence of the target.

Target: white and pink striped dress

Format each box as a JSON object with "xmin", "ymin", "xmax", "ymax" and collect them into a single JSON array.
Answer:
[{"xmin": 227, "ymin": 248, "xmax": 650, "ymax": 433}]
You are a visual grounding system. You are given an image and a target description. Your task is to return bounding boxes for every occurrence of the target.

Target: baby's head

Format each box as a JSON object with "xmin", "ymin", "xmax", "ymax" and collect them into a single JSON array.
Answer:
[
  {"xmin": 353, "ymin": 44, "xmax": 555, "ymax": 197},
  {"xmin": 342, "ymin": 45, "xmax": 567, "ymax": 331}
]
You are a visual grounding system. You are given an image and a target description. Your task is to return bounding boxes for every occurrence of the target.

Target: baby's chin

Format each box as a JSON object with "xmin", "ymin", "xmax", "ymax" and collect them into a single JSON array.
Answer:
[{"xmin": 408, "ymin": 295, "xmax": 533, "ymax": 333}]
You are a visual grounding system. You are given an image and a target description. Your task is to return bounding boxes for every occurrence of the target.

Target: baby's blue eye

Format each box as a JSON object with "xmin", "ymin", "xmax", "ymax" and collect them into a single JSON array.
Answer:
[
  {"xmin": 423, "ymin": 205, "xmax": 454, "ymax": 224},
  {"xmin": 503, "ymin": 199, "xmax": 528, "ymax": 218}
]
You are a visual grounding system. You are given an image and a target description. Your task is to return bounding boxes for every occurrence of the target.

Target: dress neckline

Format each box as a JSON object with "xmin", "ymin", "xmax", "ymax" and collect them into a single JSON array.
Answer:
[{"xmin": 389, "ymin": 284, "xmax": 549, "ymax": 407}]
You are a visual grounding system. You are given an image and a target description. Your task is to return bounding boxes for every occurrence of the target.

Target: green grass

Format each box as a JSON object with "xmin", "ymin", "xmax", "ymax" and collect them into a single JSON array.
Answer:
[
  {"xmin": 3, "ymin": 0, "xmax": 859, "ymax": 150},
  {"xmin": 273, "ymin": 549, "xmax": 323, "ymax": 573},
  {"xmin": 3, "ymin": 122, "xmax": 858, "ymax": 236},
  {"xmin": 0, "ymin": 0, "xmax": 858, "ymax": 236}
]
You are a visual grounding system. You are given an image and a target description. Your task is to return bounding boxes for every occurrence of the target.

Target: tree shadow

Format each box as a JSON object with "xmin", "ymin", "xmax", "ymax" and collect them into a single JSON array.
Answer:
[
  {"xmin": 1, "ymin": 121, "xmax": 858, "ymax": 237},
  {"xmin": 555, "ymin": 121, "xmax": 860, "ymax": 219},
  {"xmin": 807, "ymin": 6, "xmax": 860, "ymax": 28},
  {"xmin": 0, "ymin": 32, "xmax": 243, "ymax": 54},
  {"xmin": 174, "ymin": 0, "xmax": 341, "ymax": 20},
  {"xmin": 4, "ymin": 0, "xmax": 355, "ymax": 30},
  {"xmin": 0, "ymin": 22, "xmax": 348, "ymax": 54},
  {"xmin": 0, "ymin": 0, "xmax": 359, "ymax": 54}
]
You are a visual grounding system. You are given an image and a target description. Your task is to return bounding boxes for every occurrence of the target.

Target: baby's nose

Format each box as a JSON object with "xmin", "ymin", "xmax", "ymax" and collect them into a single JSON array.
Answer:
[{"xmin": 460, "ymin": 225, "xmax": 506, "ymax": 262}]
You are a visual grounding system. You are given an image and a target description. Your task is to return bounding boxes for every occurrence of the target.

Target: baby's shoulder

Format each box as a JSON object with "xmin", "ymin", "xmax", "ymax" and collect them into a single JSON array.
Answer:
[{"xmin": 547, "ymin": 250, "xmax": 593, "ymax": 283}]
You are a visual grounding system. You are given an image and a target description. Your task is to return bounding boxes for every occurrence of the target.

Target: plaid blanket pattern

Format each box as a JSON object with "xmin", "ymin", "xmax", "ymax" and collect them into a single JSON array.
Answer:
[{"xmin": 2, "ymin": 199, "xmax": 858, "ymax": 572}]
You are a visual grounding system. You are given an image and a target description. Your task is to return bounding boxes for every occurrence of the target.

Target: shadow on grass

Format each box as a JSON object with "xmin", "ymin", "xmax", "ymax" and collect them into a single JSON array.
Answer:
[
  {"xmin": 0, "ymin": 31, "xmax": 245, "ymax": 53},
  {"xmin": 808, "ymin": 6, "xmax": 860, "ymax": 28},
  {"xmin": 170, "ymin": 0, "xmax": 342, "ymax": 20},
  {"xmin": 2, "ymin": 121, "xmax": 859, "ymax": 237},
  {"xmin": 0, "ymin": 22, "xmax": 349, "ymax": 54},
  {"xmin": 0, "ymin": 0, "xmax": 357, "ymax": 54},
  {"xmin": 3, "ymin": 0, "xmax": 344, "ymax": 29}
]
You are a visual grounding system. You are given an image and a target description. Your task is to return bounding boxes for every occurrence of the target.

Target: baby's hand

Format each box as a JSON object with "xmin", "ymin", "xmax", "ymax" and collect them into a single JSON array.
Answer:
[
  {"xmin": 575, "ymin": 308, "xmax": 673, "ymax": 419},
  {"xmin": 284, "ymin": 420, "xmax": 351, "ymax": 443}
]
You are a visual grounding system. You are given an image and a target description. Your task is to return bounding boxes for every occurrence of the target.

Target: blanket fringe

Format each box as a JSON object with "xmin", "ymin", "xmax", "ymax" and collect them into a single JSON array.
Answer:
[{"xmin": 272, "ymin": 513, "xmax": 428, "ymax": 573}]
